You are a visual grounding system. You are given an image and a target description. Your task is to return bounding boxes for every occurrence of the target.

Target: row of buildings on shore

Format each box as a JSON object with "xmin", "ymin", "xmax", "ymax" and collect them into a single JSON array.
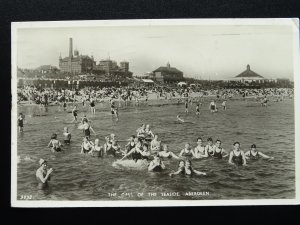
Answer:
[{"xmin": 18, "ymin": 37, "xmax": 291, "ymax": 86}]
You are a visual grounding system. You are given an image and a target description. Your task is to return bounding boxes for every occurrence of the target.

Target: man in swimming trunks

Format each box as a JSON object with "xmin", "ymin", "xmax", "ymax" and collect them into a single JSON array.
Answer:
[
  {"xmin": 36, "ymin": 158, "xmax": 53, "ymax": 190},
  {"xmin": 228, "ymin": 142, "xmax": 247, "ymax": 166}
]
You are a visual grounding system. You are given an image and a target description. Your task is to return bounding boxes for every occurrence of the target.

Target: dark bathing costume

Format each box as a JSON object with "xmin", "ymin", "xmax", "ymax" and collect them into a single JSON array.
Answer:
[
  {"xmin": 90, "ymin": 100, "xmax": 95, "ymax": 107},
  {"xmin": 84, "ymin": 125, "xmax": 91, "ymax": 137},
  {"xmin": 232, "ymin": 151, "xmax": 243, "ymax": 166},
  {"xmin": 182, "ymin": 150, "xmax": 193, "ymax": 158},
  {"xmin": 249, "ymin": 150, "xmax": 260, "ymax": 160},
  {"xmin": 213, "ymin": 147, "xmax": 223, "ymax": 159},
  {"xmin": 82, "ymin": 142, "xmax": 93, "ymax": 154},
  {"xmin": 18, "ymin": 117, "xmax": 23, "ymax": 127}
]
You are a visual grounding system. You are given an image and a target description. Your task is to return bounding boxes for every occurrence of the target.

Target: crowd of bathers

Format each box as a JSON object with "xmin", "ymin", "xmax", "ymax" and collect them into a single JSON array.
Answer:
[{"xmin": 42, "ymin": 118, "xmax": 274, "ymax": 186}]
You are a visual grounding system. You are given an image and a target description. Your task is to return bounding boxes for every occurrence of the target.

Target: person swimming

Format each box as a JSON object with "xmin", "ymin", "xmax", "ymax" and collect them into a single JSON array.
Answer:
[
  {"xmin": 148, "ymin": 154, "xmax": 166, "ymax": 172},
  {"xmin": 228, "ymin": 142, "xmax": 247, "ymax": 166},
  {"xmin": 106, "ymin": 140, "xmax": 121, "ymax": 157},
  {"xmin": 169, "ymin": 160, "xmax": 185, "ymax": 177},
  {"xmin": 158, "ymin": 144, "xmax": 180, "ymax": 159},
  {"xmin": 47, "ymin": 133, "xmax": 63, "ymax": 152},
  {"xmin": 193, "ymin": 138, "xmax": 208, "ymax": 159},
  {"xmin": 184, "ymin": 159, "xmax": 207, "ymax": 176},
  {"xmin": 63, "ymin": 127, "xmax": 71, "ymax": 145},
  {"xmin": 36, "ymin": 158, "xmax": 53, "ymax": 190},
  {"xmin": 244, "ymin": 144, "xmax": 274, "ymax": 160}
]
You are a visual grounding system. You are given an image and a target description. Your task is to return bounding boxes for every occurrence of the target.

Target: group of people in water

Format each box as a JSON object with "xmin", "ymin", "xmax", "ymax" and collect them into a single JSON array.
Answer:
[
  {"xmin": 16, "ymin": 85, "xmax": 290, "ymax": 190},
  {"xmin": 37, "ymin": 116, "xmax": 275, "ymax": 189}
]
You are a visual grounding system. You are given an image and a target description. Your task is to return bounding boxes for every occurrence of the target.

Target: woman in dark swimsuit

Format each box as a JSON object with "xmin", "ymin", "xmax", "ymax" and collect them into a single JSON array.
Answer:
[
  {"xmin": 245, "ymin": 144, "xmax": 274, "ymax": 160},
  {"xmin": 80, "ymin": 137, "xmax": 94, "ymax": 154},
  {"xmin": 71, "ymin": 105, "xmax": 78, "ymax": 122},
  {"xmin": 148, "ymin": 154, "xmax": 165, "ymax": 172},
  {"xmin": 169, "ymin": 160, "xmax": 185, "ymax": 177},
  {"xmin": 179, "ymin": 143, "xmax": 194, "ymax": 158},
  {"xmin": 228, "ymin": 142, "xmax": 247, "ymax": 166},
  {"xmin": 121, "ymin": 141, "xmax": 144, "ymax": 162},
  {"xmin": 47, "ymin": 133, "xmax": 63, "ymax": 152},
  {"xmin": 82, "ymin": 120, "xmax": 96, "ymax": 138},
  {"xmin": 184, "ymin": 160, "xmax": 206, "ymax": 176}
]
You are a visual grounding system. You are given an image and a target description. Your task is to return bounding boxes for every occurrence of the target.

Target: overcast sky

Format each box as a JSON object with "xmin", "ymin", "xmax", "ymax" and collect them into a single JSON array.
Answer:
[{"xmin": 16, "ymin": 24, "xmax": 295, "ymax": 80}]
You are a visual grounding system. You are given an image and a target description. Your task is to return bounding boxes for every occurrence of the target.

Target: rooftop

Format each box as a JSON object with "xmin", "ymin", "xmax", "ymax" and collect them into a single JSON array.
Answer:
[{"xmin": 235, "ymin": 65, "xmax": 264, "ymax": 78}]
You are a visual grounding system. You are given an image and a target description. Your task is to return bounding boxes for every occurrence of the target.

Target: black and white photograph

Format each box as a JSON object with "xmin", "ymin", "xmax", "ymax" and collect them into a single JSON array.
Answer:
[{"xmin": 11, "ymin": 19, "xmax": 299, "ymax": 207}]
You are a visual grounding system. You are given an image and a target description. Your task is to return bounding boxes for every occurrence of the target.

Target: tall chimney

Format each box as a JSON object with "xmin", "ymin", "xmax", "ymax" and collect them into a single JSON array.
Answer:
[{"xmin": 69, "ymin": 38, "xmax": 73, "ymax": 58}]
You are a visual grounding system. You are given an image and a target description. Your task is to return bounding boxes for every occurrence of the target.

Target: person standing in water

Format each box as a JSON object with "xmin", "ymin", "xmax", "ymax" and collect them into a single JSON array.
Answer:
[
  {"xmin": 63, "ymin": 127, "xmax": 71, "ymax": 145},
  {"xmin": 205, "ymin": 137, "xmax": 215, "ymax": 156},
  {"xmin": 244, "ymin": 144, "xmax": 274, "ymax": 160},
  {"xmin": 209, "ymin": 100, "xmax": 217, "ymax": 113},
  {"xmin": 148, "ymin": 154, "xmax": 166, "ymax": 172},
  {"xmin": 158, "ymin": 144, "xmax": 180, "ymax": 159},
  {"xmin": 196, "ymin": 103, "xmax": 200, "ymax": 115},
  {"xmin": 150, "ymin": 135, "xmax": 161, "ymax": 153},
  {"xmin": 90, "ymin": 139, "xmax": 104, "ymax": 157},
  {"xmin": 71, "ymin": 105, "xmax": 78, "ymax": 122},
  {"xmin": 81, "ymin": 137, "xmax": 94, "ymax": 154},
  {"xmin": 90, "ymin": 98, "xmax": 96, "ymax": 114},
  {"xmin": 36, "ymin": 159, "xmax": 53, "ymax": 190},
  {"xmin": 47, "ymin": 133, "xmax": 63, "ymax": 152},
  {"xmin": 18, "ymin": 113, "xmax": 25, "ymax": 132},
  {"xmin": 193, "ymin": 138, "xmax": 208, "ymax": 159},
  {"xmin": 212, "ymin": 139, "xmax": 228, "ymax": 159},
  {"xmin": 179, "ymin": 143, "xmax": 194, "ymax": 158},
  {"xmin": 222, "ymin": 100, "xmax": 227, "ymax": 110},
  {"xmin": 185, "ymin": 100, "xmax": 189, "ymax": 113},
  {"xmin": 82, "ymin": 119, "xmax": 96, "ymax": 139},
  {"xmin": 228, "ymin": 142, "xmax": 247, "ymax": 166}
]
